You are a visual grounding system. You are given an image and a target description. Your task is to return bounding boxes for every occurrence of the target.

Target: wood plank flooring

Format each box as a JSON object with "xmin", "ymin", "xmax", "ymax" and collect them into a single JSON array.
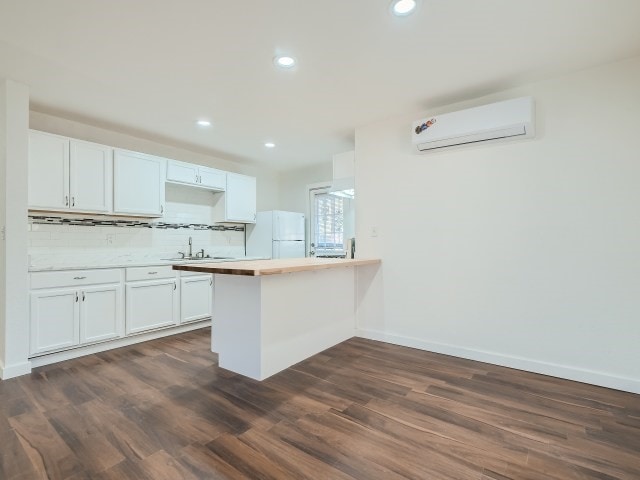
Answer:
[{"xmin": 1, "ymin": 328, "xmax": 639, "ymax": 479}]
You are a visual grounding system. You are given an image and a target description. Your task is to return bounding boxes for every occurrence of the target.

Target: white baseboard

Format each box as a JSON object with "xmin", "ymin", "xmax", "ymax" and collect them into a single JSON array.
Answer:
[
  {"xmin": 357, "ymin": 328, "xmax": 640, "ymax": 395},
  {"xmin": 0, "ymin": 359, "xmax": 33, "ymax": 380},
  {"xmin": 29, "ymin": 320, "xmax": 211, "ymax": 369}
]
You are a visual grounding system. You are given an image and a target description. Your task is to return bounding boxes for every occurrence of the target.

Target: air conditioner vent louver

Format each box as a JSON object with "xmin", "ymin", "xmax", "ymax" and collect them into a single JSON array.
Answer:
[{"xmin": 412, "ymin": 97, "xmax": 535, "ymax": 152}]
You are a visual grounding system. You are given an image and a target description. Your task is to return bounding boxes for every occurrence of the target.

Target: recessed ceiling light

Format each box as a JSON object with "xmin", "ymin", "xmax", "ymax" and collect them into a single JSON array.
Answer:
[
  {"xmin": 196, "ymin": 119, "xmax": 211, "ymax": 127},
  {"xmin": 274, "ymin": 56, "xmax": 296, "ymax": 69},
  {"xmin": 390, "ymin": 0, "xmax": 417, "ymax": 16},
  {"xmin": 264, "ymin": 142, "xmax": 276, "ymax": 148}
]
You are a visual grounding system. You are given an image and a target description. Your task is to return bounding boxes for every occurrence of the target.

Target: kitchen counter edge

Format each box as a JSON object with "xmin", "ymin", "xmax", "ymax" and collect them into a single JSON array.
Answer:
[{"xmin": 173, "ymin": 258, "xmax": 381, "ymax": 276}]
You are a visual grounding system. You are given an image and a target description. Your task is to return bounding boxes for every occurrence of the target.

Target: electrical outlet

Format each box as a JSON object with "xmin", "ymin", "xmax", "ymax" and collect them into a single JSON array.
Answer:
[
  {"xmin": 106, "ymin": 234, "xmax": 114, "ymax": 245},
  {"xmin": 370, "ymin": 226, "xmax": 378, "ymax": 238}
]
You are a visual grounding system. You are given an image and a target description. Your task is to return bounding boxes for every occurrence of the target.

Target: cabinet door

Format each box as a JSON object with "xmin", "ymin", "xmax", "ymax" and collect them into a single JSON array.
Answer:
[
  {"xmin": 126, "ymin": 279, "xmax": 178, "ymax": 334},
  {"xmin": 166, "ymin": 160, "xmax": 198, "ymax": 185},
  {"xmin": 113, "ymin": 150, "xmax": 165, "ymax": 216},
  {"xmin": 180, "ymin": 275, "xmax": 212, "ymax": 324},
  {"xmin": 80, "ymin": 284, "xmax": 123, "ymax": 344},
  {"xmin": 225, "ymin": 173, "xmax": 257, "ymax": 223},
  {"xmin": 69, "ymin": 140, "xmax": 113, "ymax": 213},
  {"xmin": 30, "ymin": 288, "xmax": 79, "ymax": 355},
  {"xmin": 198, "ymin": 166, "xmax": 226, "ymax": 191},
  {"xmin": 28, "ymin": 130, "xmax": 70, "ymax": 211}
]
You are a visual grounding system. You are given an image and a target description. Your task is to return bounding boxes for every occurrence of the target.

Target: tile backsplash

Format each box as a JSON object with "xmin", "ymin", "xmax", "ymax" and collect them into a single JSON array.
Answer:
[{"xmin": 28, "ymin": 184, "xmax": 246, "ymax": 268}]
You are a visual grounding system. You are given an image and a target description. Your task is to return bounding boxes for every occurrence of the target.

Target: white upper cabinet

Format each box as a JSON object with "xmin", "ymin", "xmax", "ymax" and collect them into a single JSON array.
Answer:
[
  {"xmin": 225, "ymin": 172, "xmax": 257, "ymax": 223},
  {"xmin": 69, "ymin": 139, "xmax": 113, "ymax": 212},
  {"xmin": 28, "ymin": 130, "xmax": 70, "ymax": 210},
  {"xmin": 113, "ymin": 149, "xmax": 166, "ymax": 217},
  {"xmin": 166, "ymin": 160, "xmax": 198, "ymax": 185},
  {"xmin": 198, "ymin": 166, "xmax": 226, "ymax": 190},
  {"xmin": 28, "ymin": 130, "xmax": 113, "ymax": 213},
  {"xmin": 166, "ymin": 159, "xmax": 226, "ymax": 191}
]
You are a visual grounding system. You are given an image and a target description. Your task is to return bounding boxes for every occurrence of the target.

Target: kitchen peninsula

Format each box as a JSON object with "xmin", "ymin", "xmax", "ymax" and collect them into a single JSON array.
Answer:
[{"xmin": 173, "ymin": 257, "xmax": 380, "ymax": 380}]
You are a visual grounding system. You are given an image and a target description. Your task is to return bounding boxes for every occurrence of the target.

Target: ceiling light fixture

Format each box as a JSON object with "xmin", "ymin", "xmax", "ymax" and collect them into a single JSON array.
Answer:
[
  {"xmin": 274, "ymin": 56, "xmax": 296, "ymax": 69},
  {"xmin": 390, "ymin": 0, "xmax": 417, "ymax": 16},
  {"xmin": 196, "ymin": 119, "xmax": 211, "ymax": 127},
  {"xmin": 264, "ymin": 142, "xmax": 276, "ymax": 148}
]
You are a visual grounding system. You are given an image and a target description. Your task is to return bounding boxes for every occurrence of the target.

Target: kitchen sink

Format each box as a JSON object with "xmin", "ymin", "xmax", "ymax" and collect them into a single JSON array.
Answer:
[{"xmin": 164, "ymin": 256, "xmax": 235, "ymax": 262}]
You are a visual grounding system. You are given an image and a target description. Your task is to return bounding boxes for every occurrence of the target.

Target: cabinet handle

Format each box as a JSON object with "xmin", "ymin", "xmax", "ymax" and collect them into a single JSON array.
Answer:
[
  {"xmin": 148, "ymin": 271, "xmax": 158, "ymax": 275},
  {"xmin": 75, "ymin": 292, "xmax": 78, "ymax": 302},
  {"xmin": 174, "ymin": 282, "xmax": 177, "ymax": 290},
  {"xmin": 71, "ymin": 196, "xmax": 75, "ymax": 207},
  {"xmin": 65, "ymin": 195, "xmax": 69, "ymax": 206},
  {"xmin": 160, "ymin": 205, "xmax": 164, "ymax": 214},
  {"xmin": 82, "ymin": 292, "xmax": 85, "ymax": 301},
  {"xmin": 73, "ymin": 276, "xmax": 86, "ymax": 280},
  {"xmin": 210, "ymin": 278, "xmax": 213, "ymax": 286}
]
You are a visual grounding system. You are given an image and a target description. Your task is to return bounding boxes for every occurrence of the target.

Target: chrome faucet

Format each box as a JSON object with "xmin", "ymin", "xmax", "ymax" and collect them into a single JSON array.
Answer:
[{"xmin": 188, "ymin": 236, "xmax": 193, "ymax": 257}]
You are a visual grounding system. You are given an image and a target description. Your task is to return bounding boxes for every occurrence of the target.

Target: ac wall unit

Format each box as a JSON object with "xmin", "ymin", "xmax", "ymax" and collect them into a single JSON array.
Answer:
[{"xmin": 412, "ymin": 97, "xmax": 535, "ymax": 152}]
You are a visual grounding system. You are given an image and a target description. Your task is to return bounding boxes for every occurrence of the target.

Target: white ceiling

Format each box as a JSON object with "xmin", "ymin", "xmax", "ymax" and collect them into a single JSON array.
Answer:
[{"xmin": 1, "ymin": 1, "xmax": 639, "ymax": 171}]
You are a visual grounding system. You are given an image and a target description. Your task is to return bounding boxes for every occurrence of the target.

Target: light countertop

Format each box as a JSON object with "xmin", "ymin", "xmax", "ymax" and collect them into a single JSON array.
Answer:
[
  {"xmin": 172, "ymin": 257, "xmax": 381, "ymax": 276},
  {"xmin": 29, "ymin": 256, "xmax": 265, "ymax": 272}
]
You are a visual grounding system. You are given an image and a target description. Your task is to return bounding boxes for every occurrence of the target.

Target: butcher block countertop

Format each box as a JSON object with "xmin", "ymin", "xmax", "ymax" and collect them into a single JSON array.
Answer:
[{"xmin": 172, "ymin": 257, "xmax": 381, "ymax": 276}]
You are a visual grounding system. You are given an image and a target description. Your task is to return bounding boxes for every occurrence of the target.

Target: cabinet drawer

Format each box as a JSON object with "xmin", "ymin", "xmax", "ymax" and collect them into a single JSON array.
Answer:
[
  {"xmin": 126, "ymin": 265, "xmax": 176, "ymax": 281},
  {"xmin": 180, "ymin": 270, "xmax": 213, "ymax": 278},
  {"xmin": 31, "ymin": 269, "xmax": 121, "ymax": 290}
]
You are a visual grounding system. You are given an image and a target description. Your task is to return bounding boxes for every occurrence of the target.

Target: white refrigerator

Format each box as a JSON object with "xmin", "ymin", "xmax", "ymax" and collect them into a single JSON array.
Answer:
[{"xmin": 246, "ymin": 211, "xmax": 306, "ymax": 259}]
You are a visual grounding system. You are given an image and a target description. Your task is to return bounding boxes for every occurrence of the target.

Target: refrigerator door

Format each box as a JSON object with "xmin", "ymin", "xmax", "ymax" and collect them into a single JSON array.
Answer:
[
  {"xmin": 274, "ymin": 211, "xmax": 305, "ymax": 241},
  {"xmin": 273, "ymin": 240, "xmax": 305, "ymax": 259}
]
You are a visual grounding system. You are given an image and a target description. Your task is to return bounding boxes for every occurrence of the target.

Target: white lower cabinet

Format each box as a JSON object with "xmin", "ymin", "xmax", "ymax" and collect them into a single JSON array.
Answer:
[
  {"xmin": 180, "ymin": 274, "xmax": 213, "ymax": 324},
  {"xmin": 29, "ymin": 269, "xmax": 124, "ymax": 356},
  {"xmin": 30, "ymin": 288, "xmax": 80, "ymax": 355},
  {"xmin": 29, "ymin": 266, "xmax": 211, "ymax": 358},
  {"xmin": 126, "ymin": 267, "xmax": 180, "ymax": 335},
  {"xmin": 80, "ymin": 285, "xmax": 123, "ymax": 344}
]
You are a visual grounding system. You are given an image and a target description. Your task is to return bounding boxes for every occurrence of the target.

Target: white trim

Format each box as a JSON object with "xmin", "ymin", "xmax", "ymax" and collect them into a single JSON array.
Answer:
[
  {"xmin": 357, "ymin": 328, "xmax": 640, "ymax": 395},
  {"xmin": 30, "ymin": 320, "xmax": 210, "ymax": 369},
  {"xmin": 0, "ymin": 360, "xmax": 32, "ymax": 380}
]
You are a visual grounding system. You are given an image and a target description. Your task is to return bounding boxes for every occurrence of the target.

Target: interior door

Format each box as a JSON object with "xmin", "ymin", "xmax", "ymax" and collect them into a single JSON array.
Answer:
[{"xmin": 308, "ymin": 185, "xmax": 331, "ymax": 257}]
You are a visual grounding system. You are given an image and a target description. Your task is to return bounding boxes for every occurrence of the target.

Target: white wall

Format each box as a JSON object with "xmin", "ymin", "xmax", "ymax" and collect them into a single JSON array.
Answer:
[
  {"xmin": 0, "ymin": 79, "xmax": 30, "ymax": 379},
  {"xmin": 278, "ymin": 162, "xmax": 332, "ymax": 214},
  {"xmin": 355, "ymin": 56, "xmax": 640, "ymax": 393}
]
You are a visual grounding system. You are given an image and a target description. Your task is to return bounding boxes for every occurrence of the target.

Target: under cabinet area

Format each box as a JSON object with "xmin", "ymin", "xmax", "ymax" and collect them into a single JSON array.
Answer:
[
  {"xmin": 28, "ymin": 130, "xmax": 113, "ymax": 214},
  {"xmin": 29, "ymin": 269, "xmax": 124, "ymax": 355}
]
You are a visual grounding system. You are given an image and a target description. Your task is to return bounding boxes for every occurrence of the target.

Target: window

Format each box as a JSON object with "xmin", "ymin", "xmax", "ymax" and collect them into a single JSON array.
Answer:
[{"xmin": 311, "ymin": 190, "xmax": 345, "ymax": 255}]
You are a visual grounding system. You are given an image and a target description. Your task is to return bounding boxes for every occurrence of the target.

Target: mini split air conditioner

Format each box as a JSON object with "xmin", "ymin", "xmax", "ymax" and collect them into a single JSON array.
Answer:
[{"xmin": 412, "ymin": 97, "xmax": 535, "ymax": 152}]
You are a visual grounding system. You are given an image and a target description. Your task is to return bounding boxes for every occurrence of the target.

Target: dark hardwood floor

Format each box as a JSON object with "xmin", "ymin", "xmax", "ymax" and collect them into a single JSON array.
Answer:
[{"xmin": 1, "ymin": 328, "xmax": 639, "ymax": 479}]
